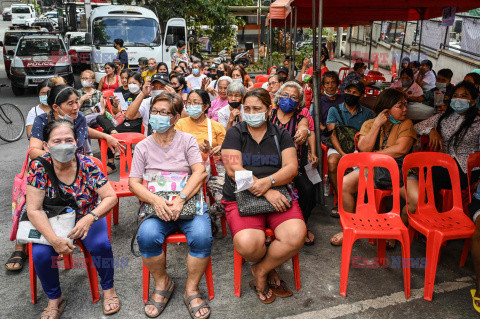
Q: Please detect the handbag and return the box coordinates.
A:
[142,191,198,221]
[323,105,358,154]
[373,128,405,189]
[16,156,78,245]
[234,134,292,217]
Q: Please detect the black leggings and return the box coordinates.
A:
[96,115,143,159]
[294,171,317,224]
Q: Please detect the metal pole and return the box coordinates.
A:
[418,19,423,61]
[368,23,373,69]
[393,21,398,44]
[284,19,287,53]
[313,0,324,204]
[399,21,407,71]
[289,8,293,78]
[349,26,352,68]
[291,8,298,80]
[443,25,449,49]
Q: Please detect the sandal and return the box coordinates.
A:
[386,239,396,250]
[265,236,273,247]
[269,280,293,298]
[103,295,120,315]
[330,232,343,246]
[249,280,276,304]
[305,230,315,246]
[145,280,175,318]
[184,294,211,319]
[41,299,66,319]
[471,289,480,313]
[5,250,27,271]
[330,206,340,218]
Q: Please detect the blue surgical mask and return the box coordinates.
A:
[149,114,173,133]
[186,105,204,119]
[278,97,298,114]
[243,111,267,128]
[192,68,200,75]
[450,98,471,114]
[389,114,401,124]
[39,95,48,105]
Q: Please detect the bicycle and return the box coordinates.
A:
[0,84,25,142]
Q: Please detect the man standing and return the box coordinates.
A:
[186,62,207,90]
[114,38,128,69]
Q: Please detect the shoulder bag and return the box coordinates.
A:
[323,105,359,154]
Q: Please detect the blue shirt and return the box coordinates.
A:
[30,111,88,153]
[326,103,375,131]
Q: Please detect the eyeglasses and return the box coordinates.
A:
[393,101,408,109]
[280,93,299,102]
[269,81,279,86]
[150,110,173,116]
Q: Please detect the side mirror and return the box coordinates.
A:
[165,34,174,46]
[7,50,14,56]
[85,33,92,45]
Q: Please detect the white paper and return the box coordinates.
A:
[304,163,322,185]
[113,92,128,110]
[234,170,254,193]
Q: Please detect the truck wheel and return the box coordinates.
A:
[12,86,25,96]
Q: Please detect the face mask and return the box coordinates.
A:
[180,50,186,54]
[208,73,217,80]
[229,101,241,109]
[149,114,172,133]
[49,143,76,163]
[39,95,48,105]
[278,76,286,83]
[128,84,140,94]
[278,97,298,114]
[172,85,181,92]
[81,80,93,88]
[436,82,447,90]
[216,70,225,78]
[401,80,412,88]
[243,111,267,128]
[186,105,204,119]
[324,91,336,98]
[57,107,74,121]
[450,98,471,114]
[389,114,401,125]
[151,90,163,99]
[344,93,360,106]
[233,78,242,83]
[192,69,200,75]
[148,66,155,71]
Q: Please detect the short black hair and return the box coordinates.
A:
[353,62,365,71]
[421,59,433,70]
[188,89,211,112]
[43,119,77,142]
[411,61,421,69]
[37,79,54,94]
[129,72,144,84]
[400,68,414,79]
[176,40,186,48]
[465,72,480,85]
[113,38,124,47]
[437,68,453,80]
[47,85,78,107]
[322,71,340,85]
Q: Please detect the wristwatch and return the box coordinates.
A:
[88,212,99,221]
[269,176,275,185]
[180,192,187,200]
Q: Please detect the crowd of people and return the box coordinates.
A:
[5,39,480,318]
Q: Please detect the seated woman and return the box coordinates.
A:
[221,88,306,303]
[231,65,253,90]
[390,68,423,98]
[205,62,231,101]
[271,81,317,245]
[207,76,232,121]
[157,62,169,74]
[217,81,246,129]
[175,89,226,235]
[129,93,212,319]
[170,74,191,103]
[265,74,284,100]
[98,63,120,92]
[115,69,134,105]
[26,80,55,138]
[330,88,418,246]
[27,120,119,318]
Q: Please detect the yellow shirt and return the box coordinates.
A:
[175,117,226,159]
[141,69,157,83]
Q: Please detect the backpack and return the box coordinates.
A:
[323,105,359,154]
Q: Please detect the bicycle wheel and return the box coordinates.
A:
[0,103,25,142]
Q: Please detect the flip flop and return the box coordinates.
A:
[304,230,315,246]
[329,206,340,218]
[471,289,480,313]
[5,250,27,271]
[145,280,175,318]
[249,280,276,304]
[184,293,211,319]
[269,280,293,298]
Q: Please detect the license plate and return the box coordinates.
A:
[19,16,24,19]
[31,78,47,83]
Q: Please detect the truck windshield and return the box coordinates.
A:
[16,38,66,56]
[93,17,161,46]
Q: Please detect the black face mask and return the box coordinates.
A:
[216,70,225,78]
[229,101,241,109]
[344,93,361,106]
[208,73,217,80]
[172,85,181,92]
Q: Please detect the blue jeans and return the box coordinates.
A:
[32,218,114,300]
[137,214,213,258]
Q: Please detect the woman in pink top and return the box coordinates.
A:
[390,68,423,98]
[207,76,232,121]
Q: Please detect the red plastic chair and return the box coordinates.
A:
[337,152,410,299]
[233,228,300,297]
[402,152,474,301]
[467,152,480,203]
[255,74,269,83]
[28,241,100,304]
[102,90,115,114]
[338,67,351,82]
[100,132,146,225]
[252,82,265,89]
[268,66,277,75]
[142,233,214,303]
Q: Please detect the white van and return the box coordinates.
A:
[86,5,187,82]
[11,4,36,26]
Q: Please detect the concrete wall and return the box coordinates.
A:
[345,36,480,84]
[1,0,18,11]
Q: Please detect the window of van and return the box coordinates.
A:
[17,38,66,56]
[5,34,21,46]
[12,7,30,14]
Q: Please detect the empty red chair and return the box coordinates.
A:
[100,132,146,225]
[255,74,269,83]
[402,152,474,301]
[337,152,410,299]
[234,228,300,297]
[28,241,100,304]
[142,233,214,303]
[252,82,265,89]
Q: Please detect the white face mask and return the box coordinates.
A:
[57,107,74,121]
[81,80,93,88]
[233,78,243,83]
[128,83,140,94]
[324,91,337,97]
[151,90,164,99]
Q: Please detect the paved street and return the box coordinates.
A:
[0,19,477,319]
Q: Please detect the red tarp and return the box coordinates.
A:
[268,0,480,27]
